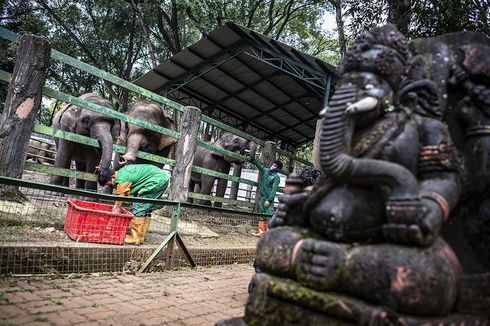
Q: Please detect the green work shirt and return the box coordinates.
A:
[252,159,280,202]
[115,164,170,196]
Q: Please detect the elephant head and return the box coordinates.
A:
[319,24,418,202]
[55,93,119,172]
[215,132,257,164]
[118,100,177,166]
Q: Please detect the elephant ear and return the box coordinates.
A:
[54,102,80,132]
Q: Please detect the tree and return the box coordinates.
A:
[344,0,490,39]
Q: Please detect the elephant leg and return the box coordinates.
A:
[75,161,87,189]
[214,177,228,208]
[50,141,72,187]
[187,180,196,203]
[197,176,214,206]
[84,160,98,191]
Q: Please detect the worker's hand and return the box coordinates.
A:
[264,201,270,207]
[112,206,119,214]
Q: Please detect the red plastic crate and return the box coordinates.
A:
[64,199,133,245]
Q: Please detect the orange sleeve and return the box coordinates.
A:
[115,182,132,196]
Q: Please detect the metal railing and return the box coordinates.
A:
[0,27,310,210]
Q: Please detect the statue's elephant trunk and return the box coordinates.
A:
[319,83,418,200]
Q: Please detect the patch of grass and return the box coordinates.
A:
[34,316,48,322]
[0,292,9,303]
[50,299,62,306]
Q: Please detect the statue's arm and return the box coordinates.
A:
[383,117,461,247]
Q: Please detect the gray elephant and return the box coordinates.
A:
[50,93,120,190]
[27,139,55,165]
[190,132,257,207]
[115,100,177,168]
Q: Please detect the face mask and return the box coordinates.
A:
[270,166,278,172]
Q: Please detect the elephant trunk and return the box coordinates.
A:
[120,132,145,165]
[319,84,418,200]
[246,141,257,161]
[91,123,114,170]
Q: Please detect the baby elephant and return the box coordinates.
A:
[190,132,257,207]
[115,100,177,168]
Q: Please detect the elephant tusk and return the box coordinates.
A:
[345,97,378,115]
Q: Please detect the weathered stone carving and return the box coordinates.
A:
[219,24,490,325]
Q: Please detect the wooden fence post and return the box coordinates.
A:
[0,34,51,197]
[254,141,276,212]
[229,164,242,200]
[169,106,201,202]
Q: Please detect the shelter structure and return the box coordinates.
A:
[134,22,336,152]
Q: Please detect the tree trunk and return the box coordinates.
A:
[169,106,201,202]
[332,0,347,58]
[254,141,276,212]
[312,118,322,168]
[0,34,51,199]
[387,0,411,35]
[229,164,242,200]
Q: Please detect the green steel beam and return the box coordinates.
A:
[0,175,179,205]
[33,124,258,186]
[138,231,177,273]
[188,192,255,208]
[24,162,97,182]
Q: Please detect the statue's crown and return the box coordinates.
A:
[340,24,408,89]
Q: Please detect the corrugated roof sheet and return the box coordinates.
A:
[134,22,336,148]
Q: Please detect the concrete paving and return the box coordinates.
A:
[0,264,253,325]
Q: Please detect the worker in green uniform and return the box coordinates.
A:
[97,164,170,245]
[250,158,283,237]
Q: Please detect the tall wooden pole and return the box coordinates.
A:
[254,141,276,212]
[169,106,201,202]
[0,34,51,198]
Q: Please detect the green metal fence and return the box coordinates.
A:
[0,27,310,210]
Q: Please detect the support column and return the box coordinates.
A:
[288,156,295,174]
[254,141,276,212]
[0,34,51,198]
[169,106,201,202]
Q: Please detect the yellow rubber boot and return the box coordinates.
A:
[124,217,145,245]
[140,217,151,243]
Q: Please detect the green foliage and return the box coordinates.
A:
[344,0,489,39]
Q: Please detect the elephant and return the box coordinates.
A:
[190,132,257,207]
[50,93,120,190]
[115,100,177,168]
[26,139,55,165]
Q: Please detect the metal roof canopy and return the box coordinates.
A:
[134,22,336,150]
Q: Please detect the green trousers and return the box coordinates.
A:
[258,197,274,220]
[131,181,168,216]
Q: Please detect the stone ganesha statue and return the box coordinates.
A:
[220,25,490,325]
